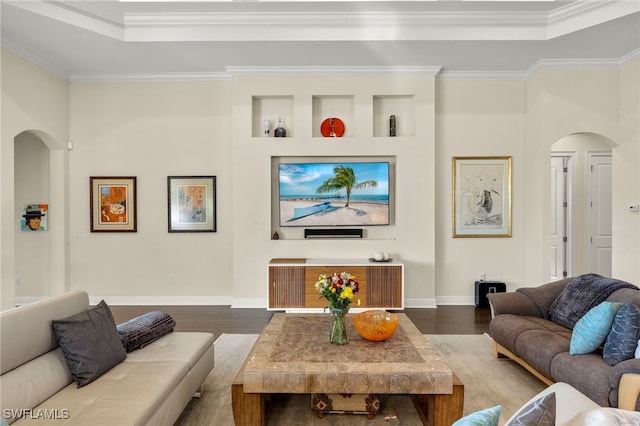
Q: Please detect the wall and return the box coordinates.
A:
[230,73,438,307]
[1,48,69,310]
[2,48,639,308]
[525,67,635,289]
[67,81,234,303]
[613,60,640,282]
[435,80,526,301]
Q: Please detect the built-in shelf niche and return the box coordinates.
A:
[252,95,294,138]
[373,95,415,138]
[312,95,355,138]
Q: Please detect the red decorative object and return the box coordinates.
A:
[320,117,345,137]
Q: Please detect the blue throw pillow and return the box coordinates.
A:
[452,406,501,426]
[603,304,640,365]
[570,301,623,355]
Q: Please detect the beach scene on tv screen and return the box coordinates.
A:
[279,162,390,227]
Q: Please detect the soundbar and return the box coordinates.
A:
[304,228,363,239]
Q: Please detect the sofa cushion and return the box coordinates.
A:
[0,290,89,376]
[550,352,612,407]
[21,360,189,426]
[0,348,72,424]
[570,302,623,355]
[560,408,640,425]
[52,300,127,387]
[490,315,571,357]
[117,311,176,352]
[514,328,572,380]
[505,391,555,426]
[604,304,640,366]
[124,332,214,369]
[548,274,636,329]
[451,405,501,426]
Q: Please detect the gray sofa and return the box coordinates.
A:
[0,290,215,425]
[488,276,640,411]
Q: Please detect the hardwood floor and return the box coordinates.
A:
[109,305,491,337]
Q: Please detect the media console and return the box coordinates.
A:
[268,258,404,311]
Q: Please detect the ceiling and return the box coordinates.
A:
[1,1,639,80]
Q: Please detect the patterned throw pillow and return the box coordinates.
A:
[452,405,501,426]
[604,304,640,366]
[570,301,623,355]
[505,392,555,426]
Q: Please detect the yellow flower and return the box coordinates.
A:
[331,288,336,293]
[340,287,353,300]
[357,299,361,306]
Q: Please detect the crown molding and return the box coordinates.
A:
[69,71,231,82]
[225,65,443,77]
[436,49,640,81]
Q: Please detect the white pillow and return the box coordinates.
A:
[560,408,640,426]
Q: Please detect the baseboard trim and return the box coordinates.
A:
[435,296,477,306]
[404,298,437,308]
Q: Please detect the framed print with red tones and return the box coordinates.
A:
[90,176,137,232]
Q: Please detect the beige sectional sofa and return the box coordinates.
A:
[0,290,215,425]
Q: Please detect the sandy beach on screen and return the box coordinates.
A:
[279,199,389,226]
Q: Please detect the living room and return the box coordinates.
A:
[2,1,640,425]
[2,1,638,312]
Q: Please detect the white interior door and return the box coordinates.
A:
[588,153,612,276]
[550,156,569,281]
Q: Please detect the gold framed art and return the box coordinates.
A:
[452,156,511,238]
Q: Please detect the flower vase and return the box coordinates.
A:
[329,306,349,345]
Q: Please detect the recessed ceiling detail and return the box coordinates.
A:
[1,1,638,80]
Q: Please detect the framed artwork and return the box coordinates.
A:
[21,204,48,231]
[167,176,216,233]
[90,177,137,232]
[453,156,511,238]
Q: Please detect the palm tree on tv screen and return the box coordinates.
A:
[316,166,377,207]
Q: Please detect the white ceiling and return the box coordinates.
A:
[1,0,639,80]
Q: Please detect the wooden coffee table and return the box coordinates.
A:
[232,313,464,426]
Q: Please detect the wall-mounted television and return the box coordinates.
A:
[278,161,390,227]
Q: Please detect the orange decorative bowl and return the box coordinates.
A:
[352,310,399,341]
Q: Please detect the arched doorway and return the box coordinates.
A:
[14,130,68,300]
[550,133,615,280]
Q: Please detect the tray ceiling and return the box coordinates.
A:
[1,1,638,80]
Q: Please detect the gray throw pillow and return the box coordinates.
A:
[604,303,640,366]
[505,392,555,426]
[52,300,126,387]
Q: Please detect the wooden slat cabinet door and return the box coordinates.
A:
[366,265,402,308]
[269,266,305,309]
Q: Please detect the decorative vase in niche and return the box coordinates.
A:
[329,306,349,345]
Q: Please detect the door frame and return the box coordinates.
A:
[551,152,576,280]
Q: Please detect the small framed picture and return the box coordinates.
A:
[453,156,512,238]
[90,176,137,232]
[21,204,48,231]
[168,176,216,233]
